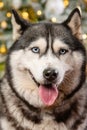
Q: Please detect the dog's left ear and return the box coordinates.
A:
[64,7,82,41]
[11,9,29,41]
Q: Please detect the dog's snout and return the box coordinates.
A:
[43,68,58,82]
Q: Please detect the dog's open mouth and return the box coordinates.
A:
[39,84,58,106]
[28,70,58,106]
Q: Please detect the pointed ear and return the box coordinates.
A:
[11,9,29,41]
[64,8,82,41]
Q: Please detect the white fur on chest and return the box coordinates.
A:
[1,118,15,130]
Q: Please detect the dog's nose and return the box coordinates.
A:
[43,68,58,82]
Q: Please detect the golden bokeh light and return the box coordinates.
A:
[37,10,42,16]
[51,17,57,23]
[63,0,69,7]
[1,21,7,29]
[0,43,7,54]
[6,12,12,18]
[0,1,4,9]
[22,11,29,20]
[83,34,87,40]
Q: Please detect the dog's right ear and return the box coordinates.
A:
[64,7,82,41]
[11,9,29,41]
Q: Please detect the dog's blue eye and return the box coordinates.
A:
[59,49,68,55]
[31,47,40,53]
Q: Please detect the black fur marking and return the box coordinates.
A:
[54,100,80,123]
[21,108,41,124]
[54,103,77,122]
[44,24,52,55]
[65,57,86,99]
[71,101,87,130]
[71,114,86,130]
[54,107,71,123]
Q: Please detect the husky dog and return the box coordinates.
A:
[0,8,87,130]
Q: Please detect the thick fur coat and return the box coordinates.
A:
[0,8,87,130]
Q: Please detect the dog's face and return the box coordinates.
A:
[7,8,86,108]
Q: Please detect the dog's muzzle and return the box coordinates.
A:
[28,68,59,106]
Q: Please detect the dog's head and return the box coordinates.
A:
[6,8,86,108]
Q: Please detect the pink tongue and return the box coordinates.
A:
[39,85,58,106]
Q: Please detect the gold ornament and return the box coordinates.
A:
[28,6,37,22]
[0,43,7,54]
[63,0,69,8]
[19,6,38,22]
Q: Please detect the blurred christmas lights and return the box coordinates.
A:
[37,10,42,16]
[63,0,69,7]
[83,34,87,40]
[1,21,7,29]
[22,11,29,20]
[0,43,7,54]
[51,17,57,22]
[0,1,4,9]
[6,12,12,18]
